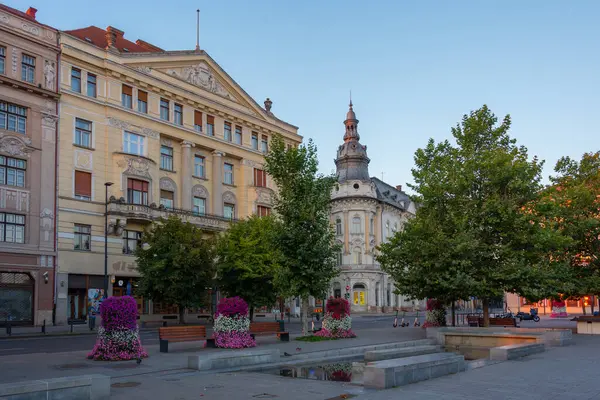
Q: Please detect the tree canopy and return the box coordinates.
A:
[135,216,216,323]
[264,135,340,334]
[215,215,282,319]
[378,105,561,325]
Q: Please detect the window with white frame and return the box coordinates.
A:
[75,118,92,148]
[0,101,27,134]
[234,125,242,145]
[193,197,206,215]
[335,218,342,235]
[261,135,268,153]
[224,203,235,220]
[174,103,183,125]
[251,132,258,150]
[0,46,5,74]
[160,190,174,209]
[122,230,142,254]
[224,163,233,185]
[71,67,81,92]
[353,247,362,264]
[160,98,169,121]
[0,156,26,187]
[21,54,35,83]
[74,224,91,251]
[160,145,173,171]
[351,216,361,234]
[123,131,144,156]
[0,212,25,243]
[86,73,96,97]
[224,122,232,142]
[194,155,205,177]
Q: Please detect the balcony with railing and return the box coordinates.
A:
[107,197,236,232]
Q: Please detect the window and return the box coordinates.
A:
[193,197,206,215]
[75,118,92,148]
[160,190,174,209]
[123,131,144,156]
[354,247,362,264]
[337,251,343,266]
[0,46,6,74]
[224,203,235,220]
[160,145,173,171]
[86,73,96,97]
[160,98,169,121]
[1,102,27,134]
[127,179,148,205]
[257,205,271,217]
[122,85,133,109]
[335,218,342,235]
[74,224,91,251]
[370,217,374,235]
[385,221,390,238]
[0,213,25,243]
[194,111,202,132]
[206,115,215,136]
[74,171,92,201]
[122,230,141,254]
[234,125,242,145]
[254,168,266,187]
[173,104,183,125]
[69,67,81,92]
[251,132,258,150]
[224,122,232,141]
[261,135,268,153]
[0,156,26,187]
[352,216,361,234]
[224,163,233,185]
[21,54,35,83]
[137,90,148,113]
[194,155,205,177]
[393,222,398,233]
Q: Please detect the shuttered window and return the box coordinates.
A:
[254,168,266,187]
[194,111,202,132]
[74,171,92,200]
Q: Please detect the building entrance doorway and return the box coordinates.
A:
[0,272,34,326]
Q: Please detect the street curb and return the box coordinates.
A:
[0,327,159,340]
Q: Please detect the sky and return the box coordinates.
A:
[6,0,600,191]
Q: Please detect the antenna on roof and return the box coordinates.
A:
[195,9,200,51]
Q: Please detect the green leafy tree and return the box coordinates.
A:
[378,105,562,325]
[215,215,282,320]
[533,151,600,312]
[264,136,340,335]
[136,216,216,324]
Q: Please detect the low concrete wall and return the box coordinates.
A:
[489,343,545,361]
[0,374,110,400]
[188,349,280,371]
[364,345,440,362]
[427,327,572,348]
[363,353,465,389]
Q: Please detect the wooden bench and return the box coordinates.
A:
[467,315,480,327]
[249,322,289,342]
[159,326,215,353]
[489,317,518,327]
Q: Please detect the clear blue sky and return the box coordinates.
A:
[9,0,599,190]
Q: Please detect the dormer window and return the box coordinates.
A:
[123,48,130,52]
[84,37,93,43]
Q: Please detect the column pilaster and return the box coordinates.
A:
[212,151,225,216]
[181,141,195,210]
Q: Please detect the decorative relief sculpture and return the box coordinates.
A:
[118,157,151,179]
[192,184,208,198]
[133,66,152,74]
[21,23,40,35]
[159,177,176,191]
[223,191,236,203]
[11,48,17,76]
[166,62,235,101]
[141,127,159,139]
[74,150,93,170]
[0,136,33,158]
[40,208,54,242]
[43,60,55,90]
[256,188,273,205]
[0,13,9,23]
[160,138,173,147]
[41,113,58,128]
[107,117,159,139]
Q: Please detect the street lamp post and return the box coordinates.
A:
[103,182,114,299]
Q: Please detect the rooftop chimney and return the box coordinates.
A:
[105,26,124,50]
[25,7,37,19]
[135,39,164,52]
[396,185,402,191]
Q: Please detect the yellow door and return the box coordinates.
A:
[353,291,359,305]
[359,291,365,305]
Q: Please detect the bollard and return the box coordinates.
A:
[69,321,73,333]
[88,316,95,331]
[5,320,11,336]
[41,319,46,334]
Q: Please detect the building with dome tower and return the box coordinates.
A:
[328,101,422,313]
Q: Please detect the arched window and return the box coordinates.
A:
[369,217,374,235]
[353,247,362,264]
[352,216,361,234]
[337,251,343,266]
[335,218,342,235]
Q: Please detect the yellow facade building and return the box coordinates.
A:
[55,25,301,324]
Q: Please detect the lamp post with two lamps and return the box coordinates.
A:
[103,182,114,299]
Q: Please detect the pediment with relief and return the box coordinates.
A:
[164,61,236,102]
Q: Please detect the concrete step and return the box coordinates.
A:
[364,345,441,362]
[363,352,465,389]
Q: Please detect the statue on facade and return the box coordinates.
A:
[44,60,55,90]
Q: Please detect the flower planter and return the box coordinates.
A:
[315,297,356,339]
[213,297,256,349]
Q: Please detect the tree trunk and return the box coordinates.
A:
[451,301,456,327]
[178,306,186,325]
[301,296,310,336]
[590,296,595,315]
[582,300,587,315]
[249,305,254,322]
[482,298,490,327]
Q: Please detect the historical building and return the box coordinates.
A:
[0,5,59,326]
[328,102,422,313]
[55,25,301,324]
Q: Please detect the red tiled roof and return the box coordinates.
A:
[64,26,163,53]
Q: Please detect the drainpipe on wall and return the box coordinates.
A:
[52,39,61,326]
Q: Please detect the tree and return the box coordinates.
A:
[533,151,600,312]
[378,105,559,326]
[215,215,282,320]
[264,135,340,335]
[135,216,216,324]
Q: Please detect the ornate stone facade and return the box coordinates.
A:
[328,103,420,313]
